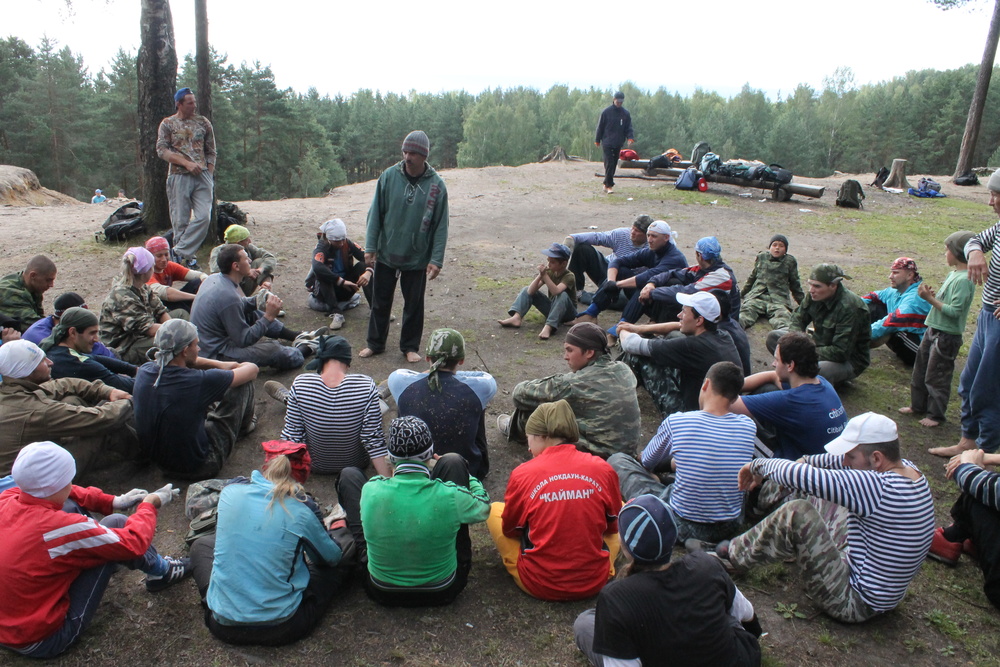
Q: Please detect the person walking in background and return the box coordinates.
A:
[595,91,634,194]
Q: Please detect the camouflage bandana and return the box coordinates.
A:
[40,307,98,352]
[151,319,198,387]
[810,263,851,284]
[425,328,465,392]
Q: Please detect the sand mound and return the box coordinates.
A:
[0,165,80,206]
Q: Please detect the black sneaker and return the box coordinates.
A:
[146,556,191,592]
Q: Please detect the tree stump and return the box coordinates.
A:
[883,158,912,190]
[539,146,584,163]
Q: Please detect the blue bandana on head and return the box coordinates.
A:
[695,236,722,261]
[174,87,192,105]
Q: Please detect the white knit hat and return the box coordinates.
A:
[12,442,76,498]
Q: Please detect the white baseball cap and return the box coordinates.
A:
[824,412,898,456]
[676,291,721,324]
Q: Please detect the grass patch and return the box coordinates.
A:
[742,562,787,588]
[925,608,967,640]
[474,276,520,292]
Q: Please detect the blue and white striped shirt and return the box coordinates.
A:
[755,454,935,612]
[966,220,1000,307]
[954,462,1000,510]
[570,228,646,264]
[642,411,756,523]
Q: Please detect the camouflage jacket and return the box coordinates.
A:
[741,252,804,305]
[156,113,217,176]
[0,376,129,474]
[209,243,277,275]
[512,354,641,458]
[0,272,44,331]
[99,282,168,354]
[790,285,871,375]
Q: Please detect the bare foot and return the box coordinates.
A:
[405,351,422,363]
[929,437,977,458]
[898,407,914,415]
[358,348,377,358]
[919,417,941,428]
[498,314,522,328]
[538,325,554,340]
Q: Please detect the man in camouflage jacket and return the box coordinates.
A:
[767,264,870,385]
[502,322,641,459]
[0,256,57,332]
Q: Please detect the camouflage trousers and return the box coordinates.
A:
[622,352,683,417]
[730,497,878,623]
[911,327,962,422]
[739,294,793,331]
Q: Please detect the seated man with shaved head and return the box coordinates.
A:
[0,255,57,332]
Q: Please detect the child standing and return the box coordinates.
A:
[739,234,804,330]
[901,231,977,427]
[498,243,577,340]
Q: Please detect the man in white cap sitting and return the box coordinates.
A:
[305,219,372,330]
[712,412,935,623]
[619,291,742,417]
[0,339,135,476]
[0,442,186,659]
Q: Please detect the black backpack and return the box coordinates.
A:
[761,164,793,185]
[215,201,248,243]
[955,171,980,186]
[871,167,889,188]
[836,180,865,209]
[96,201,145,243]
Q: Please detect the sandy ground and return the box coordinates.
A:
[2,161,998,666]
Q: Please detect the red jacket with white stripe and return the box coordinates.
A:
[0,486,158,647]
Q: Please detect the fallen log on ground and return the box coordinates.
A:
[602,165,824,201]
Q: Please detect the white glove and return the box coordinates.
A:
[112,488,148,510]
[151,484,180,507]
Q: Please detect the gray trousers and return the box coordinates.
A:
[218,317,304,371]
[508,288,576,329]
[911,327,962,422]
[167,171,214,260]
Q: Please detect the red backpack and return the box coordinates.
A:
[619,149,639,161]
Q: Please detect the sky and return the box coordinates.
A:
[7,0,999,101]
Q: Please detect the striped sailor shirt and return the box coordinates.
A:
[753,454,935,612]
[281,373,387,474]
[954,462,1000,511]
[642,410,756,523]
[966,220,1000,307]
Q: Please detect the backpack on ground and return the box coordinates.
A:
[871,167,889,189]
[955,171,980,186]
[618,148,639,161]
[96,201,144,243]
[690,141,712,167]
[919,177,942,194]
[761,164,793,185]
[675,167,700,190]
[836,179,865,209]
[700,152,722,175]
[216,201,249,243]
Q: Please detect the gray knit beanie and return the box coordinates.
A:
[402,131,430,157]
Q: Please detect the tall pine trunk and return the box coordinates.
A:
[138,0,177,232]
[954,0,1000,179]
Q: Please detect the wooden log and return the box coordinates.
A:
[883,158,912,190]
[597,168,825,199]
[619,159,694,170]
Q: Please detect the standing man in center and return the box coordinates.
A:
[361,131,449,363]
[156,87,216,269]
[595,91,634,195]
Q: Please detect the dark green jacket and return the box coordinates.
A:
[790,284,870,376]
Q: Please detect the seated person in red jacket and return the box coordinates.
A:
[0,442,187,659]
[487,399,621,600]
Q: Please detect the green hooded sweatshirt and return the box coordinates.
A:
[365,161,449,271]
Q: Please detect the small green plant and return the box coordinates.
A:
[925,609,967,640]
[903,637,927,654]
[939,644,957,657]
[775,602,807,620]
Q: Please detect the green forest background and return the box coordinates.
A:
[3,35,1000,203]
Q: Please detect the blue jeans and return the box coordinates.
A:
[960,307,1000,451]
[5,509,160,659]
[509,288,576,329]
